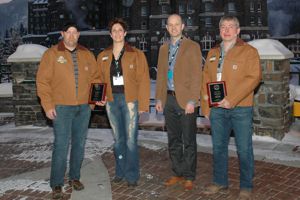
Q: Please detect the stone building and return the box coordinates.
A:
[28,0,49,35]
[272,34,300,58]
[25,0,269,67]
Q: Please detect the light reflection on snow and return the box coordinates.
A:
[0,179,51,195]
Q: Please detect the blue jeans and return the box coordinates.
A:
[50,104,91,188]
[210,106,254,190]
[106,94,139,183]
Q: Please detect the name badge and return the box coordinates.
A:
[168,70,173,79]
[113,75,124,86]
[217,73,222,81]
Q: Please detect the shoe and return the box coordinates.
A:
[52,186,63,199]
[237,189,252,200]
[68,180,84,191]
[164,176,185,186]
[203,184,227,195]
[183,180,193,191]
[112,176,123,183]
[127,181,138,187]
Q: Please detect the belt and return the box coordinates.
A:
[167,90,176,96]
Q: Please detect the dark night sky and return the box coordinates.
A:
[0,0,300,38]
[268,0,300,36]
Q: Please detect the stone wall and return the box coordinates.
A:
[253,59,291,140]
[11,62,48,126]
[0,97,14,113]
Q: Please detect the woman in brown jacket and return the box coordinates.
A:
[96,18,150,187]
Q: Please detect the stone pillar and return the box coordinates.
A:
[249,39,294,140]
[7,44,48,126]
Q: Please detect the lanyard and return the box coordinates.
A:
[168,38,182,66]
[217,50,223,71]
[113,47,125,72]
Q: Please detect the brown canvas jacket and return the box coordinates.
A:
[155,37,202,109]
[97,44,150,112]
[200,38,262,116]
[36,41,99,112]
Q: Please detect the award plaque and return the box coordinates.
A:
[88,83,107,104]
[206,81,227,107]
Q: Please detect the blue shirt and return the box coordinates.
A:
[167,39,181,91]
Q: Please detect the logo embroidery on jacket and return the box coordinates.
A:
[57,56,67,64]
[102,56,108,61]
[209,56,216,62]
[129,64,134,69]
[232,64,238,70]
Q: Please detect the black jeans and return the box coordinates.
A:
[164,94,197,180]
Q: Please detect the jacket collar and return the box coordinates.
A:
[57,41,85,51]
[106,43,135,52]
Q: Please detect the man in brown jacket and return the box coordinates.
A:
[201,16,261,200]
[36,22,99,199]
[155,14,202,191]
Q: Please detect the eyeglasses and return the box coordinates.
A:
[220,25,237,30]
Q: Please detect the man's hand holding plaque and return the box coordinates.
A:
[206,81,227,107]
[89,83,107,104]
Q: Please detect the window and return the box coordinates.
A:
[205,2,213,12]
[250,2,254,12]
[162,5,168,14]
[194,36,200,41]
[250,16,255,26]
[186,17,193,27]
[141,6,147,16]
[141,0,147,2]
[139,36,147,52]
[161,18,167,28]
[159,35,169,46]
[187,2,194,14]
[141,21,147,30]
[179,4,185,14]
[151,36,158,42]
[258,17,262,26]
[205,17,212,27]
[159,0,170,4]
[228,2,236,13]
[59,14,64,19]
[257,2,261,12]
[123,8,130,17]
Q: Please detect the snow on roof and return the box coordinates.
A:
[33,0,48,4]
[0,83,12,97]
[248,39,294,60]
[7,44,48,63]
[271,33,300,40]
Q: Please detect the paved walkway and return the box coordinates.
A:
[0,122,300,200]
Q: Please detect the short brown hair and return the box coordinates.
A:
[219,15,240,28]
[108,18,128,33]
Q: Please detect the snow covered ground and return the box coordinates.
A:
[1,122,300,196]
[1,74,300,196]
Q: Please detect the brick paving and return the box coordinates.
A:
[102,148,300,200]
[0,142,300,199]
